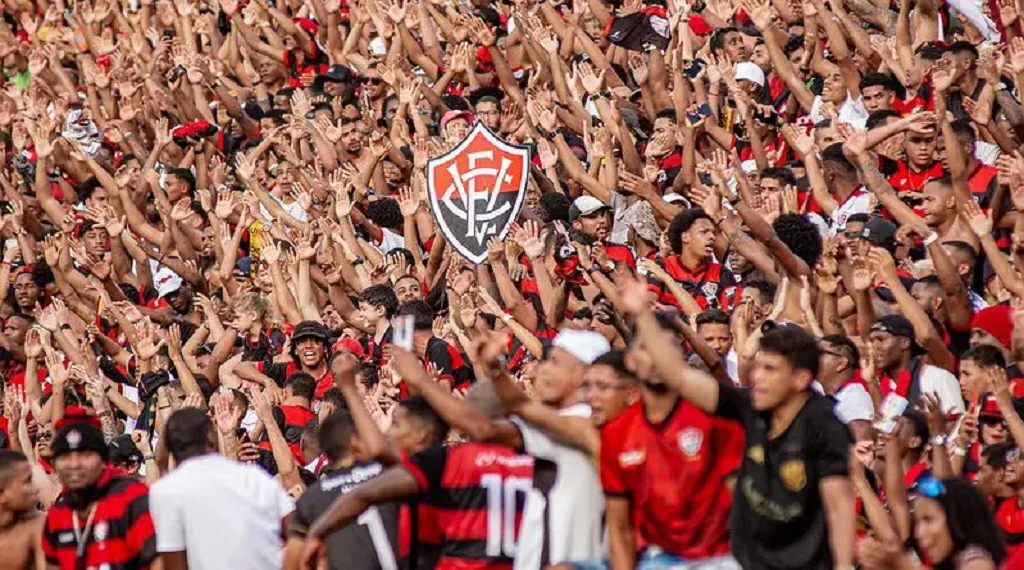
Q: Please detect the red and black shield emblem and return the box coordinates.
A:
[425,122,530,264]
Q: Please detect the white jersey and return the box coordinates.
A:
[510,403,604,570]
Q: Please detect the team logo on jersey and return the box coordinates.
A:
[700,282,718,299]
[93,521,108,542]
[678,428,703,457]
[618,450,645,467]
[779,459,807,492]
[747,444,765,464]
[426,121,530,264]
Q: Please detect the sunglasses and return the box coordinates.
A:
[981,416,1007,427]
[913,476,946,498]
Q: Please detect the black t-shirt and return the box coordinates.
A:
[715,386,851,570]
[289,461,401,570]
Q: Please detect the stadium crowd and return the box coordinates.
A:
[1,0,1024,567]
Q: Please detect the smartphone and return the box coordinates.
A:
[874,393,910,434]
[393,315,415,351]
[685,58,706,79]
[686,103,713,125]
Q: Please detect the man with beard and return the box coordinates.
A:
[338,117,370,165]
[0,450,45,570]
[42,418,156,570]
[235,320,334,398]
[570,196,636,271]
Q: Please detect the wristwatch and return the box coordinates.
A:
[929,434,947,447]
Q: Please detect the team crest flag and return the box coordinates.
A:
[425,121,530,264]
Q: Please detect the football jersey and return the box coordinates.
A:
[511,403,604,570]
[290,461,401,570]
[600,400,744,559]
[403,443,535,570]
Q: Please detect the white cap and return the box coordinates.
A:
[552,329,611,365]
[570,195,610,220]
[734,61,766,87]
[662,192,691,206]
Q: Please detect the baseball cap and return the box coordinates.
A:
[569,196,610,221]
[662,193,692,207]
[552,329,611,365]
[870,315,924,355]
[439,110,475,132]
[859,217,898,250]
[109,434,144,466]
[292,320,330,342]
[734,61,765,87]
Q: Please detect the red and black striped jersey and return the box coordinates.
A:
[43,466,156,570]
[402,443,535,570]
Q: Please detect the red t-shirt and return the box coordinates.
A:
[998,496,1024,558]
[600,400,745,559]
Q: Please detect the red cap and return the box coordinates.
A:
[971,305,1014,350]
[333,337,366,360]
[439,110,475,132]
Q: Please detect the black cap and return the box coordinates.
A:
[109,434,144,466]
[293,320,330,342]
[859,217,898,250]
[313,64,358,89]
[53,423,109,461]
[870,314,915,340]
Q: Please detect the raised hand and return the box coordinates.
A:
[962,198,993,237]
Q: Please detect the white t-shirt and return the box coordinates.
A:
[829,189,873,234]
[150,454,295,570]
[510,403,604,570]
[834,383,875,423]
[810,95,869,131]
[373,228,406,254]
[879,364,966,416]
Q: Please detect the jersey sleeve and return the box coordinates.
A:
[599,424,628,496]
[809,407,852,479]
[403,445,449,496]
[41,515,57,564]
[711,418,745,478]
[425,341,457,385]
[714,384,754,425]
[123,482,158,564]
[257,361,290,387]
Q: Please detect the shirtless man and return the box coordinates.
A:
[0,451,44,570]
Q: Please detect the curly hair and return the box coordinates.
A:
[667,208,711,255]
[364,198,403,232]
[925,477,1006,566]
[772,214,822,269]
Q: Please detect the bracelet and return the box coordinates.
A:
[922,231,940,247]
[500,313,513,323]
[953,447,967,457]
[159,405,171,410]
[143,453,156,461]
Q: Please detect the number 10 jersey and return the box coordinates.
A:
[402,442,535,570]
